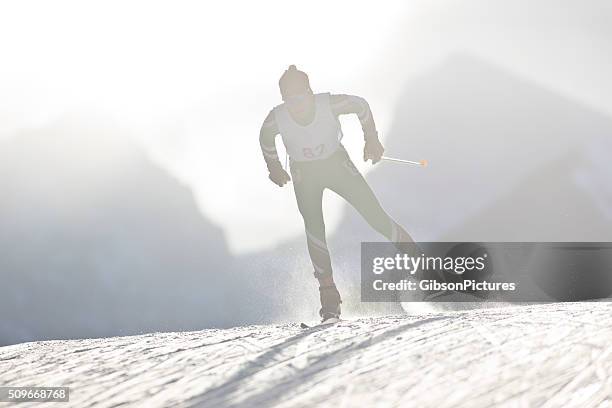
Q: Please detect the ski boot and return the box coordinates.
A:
[319,284,342,323]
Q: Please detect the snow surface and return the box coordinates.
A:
[1,302,612,407]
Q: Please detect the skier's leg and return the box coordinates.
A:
[328,152,415,246]
[327,152,442,302]
[295,186,333,282]
[292,165,342,319]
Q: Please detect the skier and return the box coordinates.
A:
[259,65,416,322]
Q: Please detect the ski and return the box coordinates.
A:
[300,317,341,329]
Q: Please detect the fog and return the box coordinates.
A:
[1,1,611,345]
[2,1,611,252]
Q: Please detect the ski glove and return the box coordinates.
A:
[268,161,291,187]
[363,138,384,164]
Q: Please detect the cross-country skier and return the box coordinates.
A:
[259,65,416,322]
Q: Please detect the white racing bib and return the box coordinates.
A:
[273,93,342,162]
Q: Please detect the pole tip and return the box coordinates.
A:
[420,160,428,167]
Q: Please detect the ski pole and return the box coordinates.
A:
[381,156,428,167]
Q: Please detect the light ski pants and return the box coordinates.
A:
[290,145,412,279]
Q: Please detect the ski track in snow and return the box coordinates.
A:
[2,302,612,408]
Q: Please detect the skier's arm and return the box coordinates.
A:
[259,111,281,167]
[259,111,291,186]
[330,94,379,142]
[330,94,384,163]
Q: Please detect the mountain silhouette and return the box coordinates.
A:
[335,54,612,244]
[0,118,239,346]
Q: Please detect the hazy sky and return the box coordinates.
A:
[1,0,611,253]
